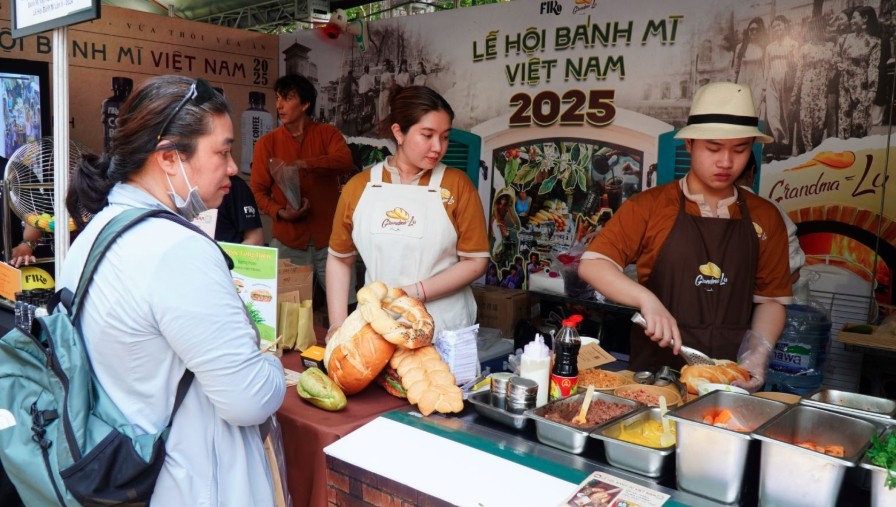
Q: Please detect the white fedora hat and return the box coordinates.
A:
[675,82,773,143]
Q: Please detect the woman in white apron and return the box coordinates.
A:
[327,86,490,336]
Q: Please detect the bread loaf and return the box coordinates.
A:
[325,309,396,395]
[680,360,751,395]
[357,282,434,349]
[385,346,464,416]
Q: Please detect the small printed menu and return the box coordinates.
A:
[559,472,670,507]
[217,242,278,347]
[0,263,22,301]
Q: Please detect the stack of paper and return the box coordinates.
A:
[434,324,480,386]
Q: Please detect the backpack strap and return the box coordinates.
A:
[63,208,232,424]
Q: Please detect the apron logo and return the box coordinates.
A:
[385,207,409,220]
[440,187,455,205]
[382,207,415,229]
[752,222,767,241]
[695,261,727,290]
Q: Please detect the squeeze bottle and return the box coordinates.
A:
[519,334,551,407]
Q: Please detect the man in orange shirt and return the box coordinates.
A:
[579,82,793,392]
[250,74,356,304]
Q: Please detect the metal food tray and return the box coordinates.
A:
[859,429,896,507]
[590,407,674,478]
[525,391,642,454]
[800,388,896,424]
[466,390,529,430]
[752,404,881,507]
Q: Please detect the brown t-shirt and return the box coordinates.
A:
[583,178,792,302]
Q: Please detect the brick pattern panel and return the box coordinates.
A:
[327,455,455,507]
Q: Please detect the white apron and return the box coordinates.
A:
[352,162,476,334]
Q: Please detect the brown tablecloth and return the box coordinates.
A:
[277,343,407,507]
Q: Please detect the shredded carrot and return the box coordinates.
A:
[714,409,733,425]
[825,445,845,457]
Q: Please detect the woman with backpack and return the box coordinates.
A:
[61,75,286,506]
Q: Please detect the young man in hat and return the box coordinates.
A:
[578,82,793,392]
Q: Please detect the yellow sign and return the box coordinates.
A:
[0,263,23,301]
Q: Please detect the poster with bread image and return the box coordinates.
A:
[218,242,279,348]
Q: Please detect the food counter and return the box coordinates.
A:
[323,395,880,506]
[277,349,406,507]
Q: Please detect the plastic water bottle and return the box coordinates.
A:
[549,318,581,401]
[520,334,551,407]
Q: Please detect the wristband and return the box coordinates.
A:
[419,281,427,302]
[20,239,36,250]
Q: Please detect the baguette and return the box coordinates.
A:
[324,309,396,395]
[382,345,464,416]
[358,283,434,349]
[680,361,751,395]
[297,367,347,411]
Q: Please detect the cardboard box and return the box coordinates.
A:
[300,345,326,371]
[837,323,896,352]
[278,260,313,303]
[472,285,534,338]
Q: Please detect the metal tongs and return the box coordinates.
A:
[631,312,716,366]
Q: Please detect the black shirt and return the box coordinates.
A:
[214,175,262,244]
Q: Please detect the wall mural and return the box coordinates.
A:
[286,0,895,314]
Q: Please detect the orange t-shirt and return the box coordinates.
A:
[583,179,792,302]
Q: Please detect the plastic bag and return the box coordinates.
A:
[269,158,302,209]
[551,229,600,299]
[263,415,293,507]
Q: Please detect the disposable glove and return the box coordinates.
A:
[731,330,774,393]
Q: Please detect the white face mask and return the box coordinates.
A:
[165,153,208,222]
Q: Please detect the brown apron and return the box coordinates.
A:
[629,188,758,372]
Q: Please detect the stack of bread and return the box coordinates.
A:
[324,281,464,416]
[679,360,751,395]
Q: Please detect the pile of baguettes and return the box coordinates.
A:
[323,281,464,416]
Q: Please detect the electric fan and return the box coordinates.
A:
[3,137,93,235]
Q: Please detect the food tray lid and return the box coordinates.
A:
[466,390,529,430]
[800,388,896,423]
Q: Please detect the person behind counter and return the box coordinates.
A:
[62,75,286,505]
[249,74,357,306]
[215,175,263,245]
[578,82,793,392]
[326,85,490,336]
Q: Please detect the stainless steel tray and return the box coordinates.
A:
[859,429,896,507]
[466,390,529,430]
[800,388,896,423]
[591,407,674,478]
[525,391,642,454]
[752,404,881,507]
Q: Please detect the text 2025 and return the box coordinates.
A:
[508,89,615,128]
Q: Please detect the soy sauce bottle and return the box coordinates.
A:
[549,317,581,401]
